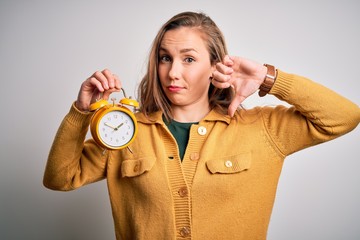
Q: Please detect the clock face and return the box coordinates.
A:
[97,110,136,148]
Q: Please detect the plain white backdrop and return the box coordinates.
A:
[0,0,359,239]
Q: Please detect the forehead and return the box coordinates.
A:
[160,27,208,52]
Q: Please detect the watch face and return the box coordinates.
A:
[98,110,136,148]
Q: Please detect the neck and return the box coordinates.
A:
[171,104,211,123]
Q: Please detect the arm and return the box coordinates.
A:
[262,70,359,155]
[43,69,122,190]
[212,55,360,155]
[43,104,107,190]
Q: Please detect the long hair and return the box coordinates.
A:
[138,11,234,120]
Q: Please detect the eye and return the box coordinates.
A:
[184,57,195,63]
[159,55,171,63]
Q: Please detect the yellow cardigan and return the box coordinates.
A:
[44,70,360,240]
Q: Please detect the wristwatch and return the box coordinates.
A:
[258,64,277,97]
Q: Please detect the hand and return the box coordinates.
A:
[211,55,267,117]
[104,122,124,131]
[115,123,124,130]
[75,69,122,112]
[104,122,117,130]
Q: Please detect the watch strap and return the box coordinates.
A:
[258,64,277,97]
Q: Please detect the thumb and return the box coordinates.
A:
[102,90,111,100]
[228,95,245,117]
[102,89,115,100]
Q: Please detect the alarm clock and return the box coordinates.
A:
[89,89,139,150]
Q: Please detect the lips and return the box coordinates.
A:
[167,85,183,92]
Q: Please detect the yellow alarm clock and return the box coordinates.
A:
[89,89,139,150]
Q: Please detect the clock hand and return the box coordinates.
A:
[104,122,116,130]
[115,123,124,130]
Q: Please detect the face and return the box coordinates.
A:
[97,110,136,149]
[158,27,215,110]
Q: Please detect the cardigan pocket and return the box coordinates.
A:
[206,152,251,174]
[121,157,156,177]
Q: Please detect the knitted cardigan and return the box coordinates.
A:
[43,70,360,239]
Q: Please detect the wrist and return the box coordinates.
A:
[75,100,89,113]
[258,64,277,97]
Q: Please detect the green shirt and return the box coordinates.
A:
[164,117,198,160]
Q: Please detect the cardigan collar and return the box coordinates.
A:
[136,109,231,125]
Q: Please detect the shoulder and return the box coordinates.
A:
[135,111,163,125]
[232,105,296,124]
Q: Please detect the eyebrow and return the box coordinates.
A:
[159,47,198,54]
[180,48,198,53]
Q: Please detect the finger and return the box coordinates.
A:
[92,70,109,90]
[112,74,122,90]
[223,55,234,66]
[102,88,121,100]
[102,90,111,100]
[212,70,231,83]
[228,95,245,117]
[102,69,115,88]
[215,62,234,75]
[211,76,231,89]
[90,88,101,103]
[88,76,106,93]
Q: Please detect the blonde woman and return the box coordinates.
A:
[44,11,360,239]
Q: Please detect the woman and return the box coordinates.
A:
[43,11,360,239]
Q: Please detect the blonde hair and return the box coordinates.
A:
[138,11,234,120]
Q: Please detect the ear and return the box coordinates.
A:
[210,64,216,79]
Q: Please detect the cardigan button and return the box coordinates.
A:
[225,160,233,168]
[179,226,191,237]
[178,187,188,198]
[190,152,199,161]
[133,164,140,172]
[197,126,207,135]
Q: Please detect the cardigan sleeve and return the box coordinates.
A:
[43,103,108,191]
[261,70,360,156]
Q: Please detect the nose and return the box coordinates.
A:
[168,61,181,80]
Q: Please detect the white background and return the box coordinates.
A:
[0,0,359,239]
